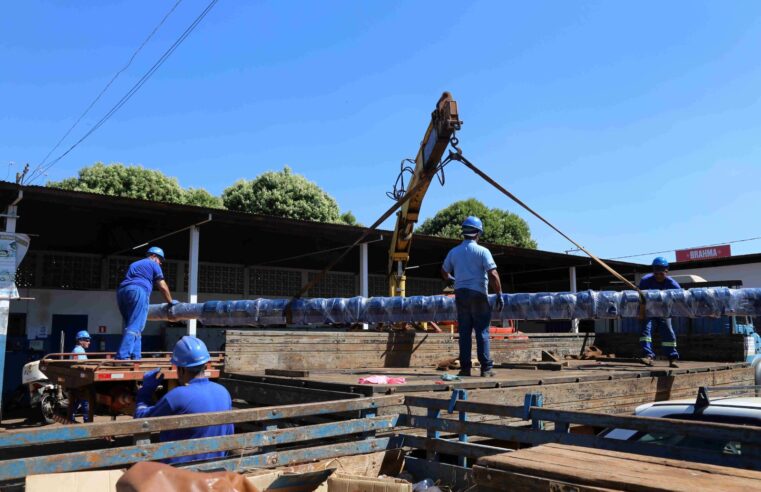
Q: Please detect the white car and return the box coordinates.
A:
[601,389,761,455]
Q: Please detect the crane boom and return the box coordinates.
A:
[387,92,461,296]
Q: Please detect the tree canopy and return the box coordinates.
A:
[417,198,537,248]
[47,162,223,208]
[222,166,343,223]
[49,162,362,224]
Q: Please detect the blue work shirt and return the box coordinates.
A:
[118,258,164,297]
[638,273,681,291]
[71,345,87,361]
[442,239,498,295]
[134,378,234,464]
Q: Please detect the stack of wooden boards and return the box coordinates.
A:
[224,331,587,371]
[474,444,761,491]
[595,333,750,361]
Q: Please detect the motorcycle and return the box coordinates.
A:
[21,360,65,424]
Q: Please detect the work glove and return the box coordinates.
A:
[141,368,164,393]
[494,294,505,312]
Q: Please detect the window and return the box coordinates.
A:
[198,264,244,294]
[307,271,356,298]
[369,275,388,297]
[40,254,101,290]
[406,277,444,296]
[249,268,302,297]
[15,252,36,288]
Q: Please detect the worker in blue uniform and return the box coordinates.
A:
[116,246,177,360]
[71,330,91,361]
[135,336,233,464]
[639,257,681,367]
[69,330,91,422]
[441,216,504,378]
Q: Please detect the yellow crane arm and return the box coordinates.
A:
[387,92,461,296]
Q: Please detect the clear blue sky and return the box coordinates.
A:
[3,1,761,262]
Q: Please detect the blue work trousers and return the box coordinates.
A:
[640,317,679,359]
[70,399,89,423]
[455,288,494,372]
[116,285,149,360]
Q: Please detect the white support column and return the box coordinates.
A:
[359,243,369,330]
[0,204,18,419]
[569,266,579,334]
[187,226,200,336]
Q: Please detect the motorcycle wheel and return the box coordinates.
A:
[38,392,60,425]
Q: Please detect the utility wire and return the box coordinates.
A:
[30,0,184,181]
[611,235,761,260]
[26,0,219,185]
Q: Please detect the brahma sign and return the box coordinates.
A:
[675,245,731,262]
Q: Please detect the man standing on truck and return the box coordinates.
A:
[441,216,504,378]
[639,257,681,368]
[115,246,177,360]
[69,330,91,422]
[71,330,90,361]
[135,336,233,464]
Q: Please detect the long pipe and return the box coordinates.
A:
[147,287,761,326]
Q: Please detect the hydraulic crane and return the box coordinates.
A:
[387,92,461,297]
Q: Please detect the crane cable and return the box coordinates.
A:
[446,147,647,318]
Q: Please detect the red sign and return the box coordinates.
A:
[675,245,731,262]
[98,325,107,333]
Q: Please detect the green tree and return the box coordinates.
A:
[182,188,224,209]
[339,211,362,226]
[417,198,537,248]
[222,166,342,222]
[47,162,223,208]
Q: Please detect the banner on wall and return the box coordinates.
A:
[0,233,30,300]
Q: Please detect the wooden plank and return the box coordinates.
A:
[475,444,761,491]
[0,395,404,449]
[473,466,614,492]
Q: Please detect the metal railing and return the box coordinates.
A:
[0,395,403,481]
[399,389,761,471]
[3,388,761,482]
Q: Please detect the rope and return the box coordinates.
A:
[449,152,642,293]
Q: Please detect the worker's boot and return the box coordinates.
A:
[481,369,496,377]
[640,357,654,367]
[457,369,471,377]
[669,359,679,368]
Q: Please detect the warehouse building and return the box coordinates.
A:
[0,181,647,395]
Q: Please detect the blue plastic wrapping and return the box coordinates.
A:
[148,287,761,326]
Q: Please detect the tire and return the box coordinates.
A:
[38,392,60,425]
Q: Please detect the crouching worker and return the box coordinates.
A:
[135,336,233,464]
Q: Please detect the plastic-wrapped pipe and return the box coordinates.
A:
[147,287,761,326]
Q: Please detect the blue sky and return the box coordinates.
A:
[2,1,761,262]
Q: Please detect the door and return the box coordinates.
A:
[50,315,88,355]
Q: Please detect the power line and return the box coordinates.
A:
[611,235,761,260]
[25,0,219,185]
[30,0,184,181]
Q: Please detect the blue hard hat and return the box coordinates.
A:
[461,216,484,234]
[147,246,165,261]
[652,257,669,270]
[76,330,91,340]
[171,336,210,368]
